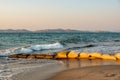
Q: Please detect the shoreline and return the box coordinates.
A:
[1,58,120,80]
[49,65,120,80]
[12,63,65,80]
[0,59,65,80]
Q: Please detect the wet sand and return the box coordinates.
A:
[0,58,65,80]
[49,65,120,80]
[1,58,120,80]
[12,59,120,80]
[12,63,65,80]
[60,59,120,69]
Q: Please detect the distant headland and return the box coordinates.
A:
[0,29,118,33]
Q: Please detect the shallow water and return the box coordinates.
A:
[0,58,63,80]
[60,59,120,69]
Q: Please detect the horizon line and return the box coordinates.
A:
[0,28,120,32]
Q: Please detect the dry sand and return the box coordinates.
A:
[49,65,120,80]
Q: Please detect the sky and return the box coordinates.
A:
[0,0,120,31]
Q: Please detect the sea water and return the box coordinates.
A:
[0,32,120,56]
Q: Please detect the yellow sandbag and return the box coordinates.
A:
[27,55,35,58]
[68,51,78,59]
[36,55,45,59]
[101,54,116,60]
[17,54,27,58]
[79,53,89,59]
[114,53,120,60]
[9,54,18,58]
[45,55,53,59]
[89,52,102,59]
[55,52,67,59]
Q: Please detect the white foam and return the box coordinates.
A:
[30,42,63,51]
[15,42,63,54]
[0,70,4,73]
[0,60,63,79]
[18,48,33,54]
[0,42,63,55]
[30,45,42,51]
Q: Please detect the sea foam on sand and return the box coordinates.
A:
[0,59,65,80]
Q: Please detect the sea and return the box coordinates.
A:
[0,32,120,56]
[0,32,120,79]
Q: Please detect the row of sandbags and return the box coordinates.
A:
[9,54,54,59]
[9,51,120,60]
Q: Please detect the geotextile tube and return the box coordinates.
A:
[9,51,120,60]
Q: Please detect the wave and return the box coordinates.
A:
[59,36,81,44]
[0,42,120,57]
[113,39,120,42]
[64,44,96,51]
[30,42,63,51]
[16,42,63,54]
[0,42,64,56]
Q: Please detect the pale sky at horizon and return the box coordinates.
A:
[0,0,120,31]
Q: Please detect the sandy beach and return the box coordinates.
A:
[49,65,120,80]
[12,63,65,80]
[9,59,120,80]
[0,58,120,80]
[0,58,65,80]
[1,58,120,80]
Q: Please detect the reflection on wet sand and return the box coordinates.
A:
[59,59,120,69]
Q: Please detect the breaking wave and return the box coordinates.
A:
[0,42,64,56]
